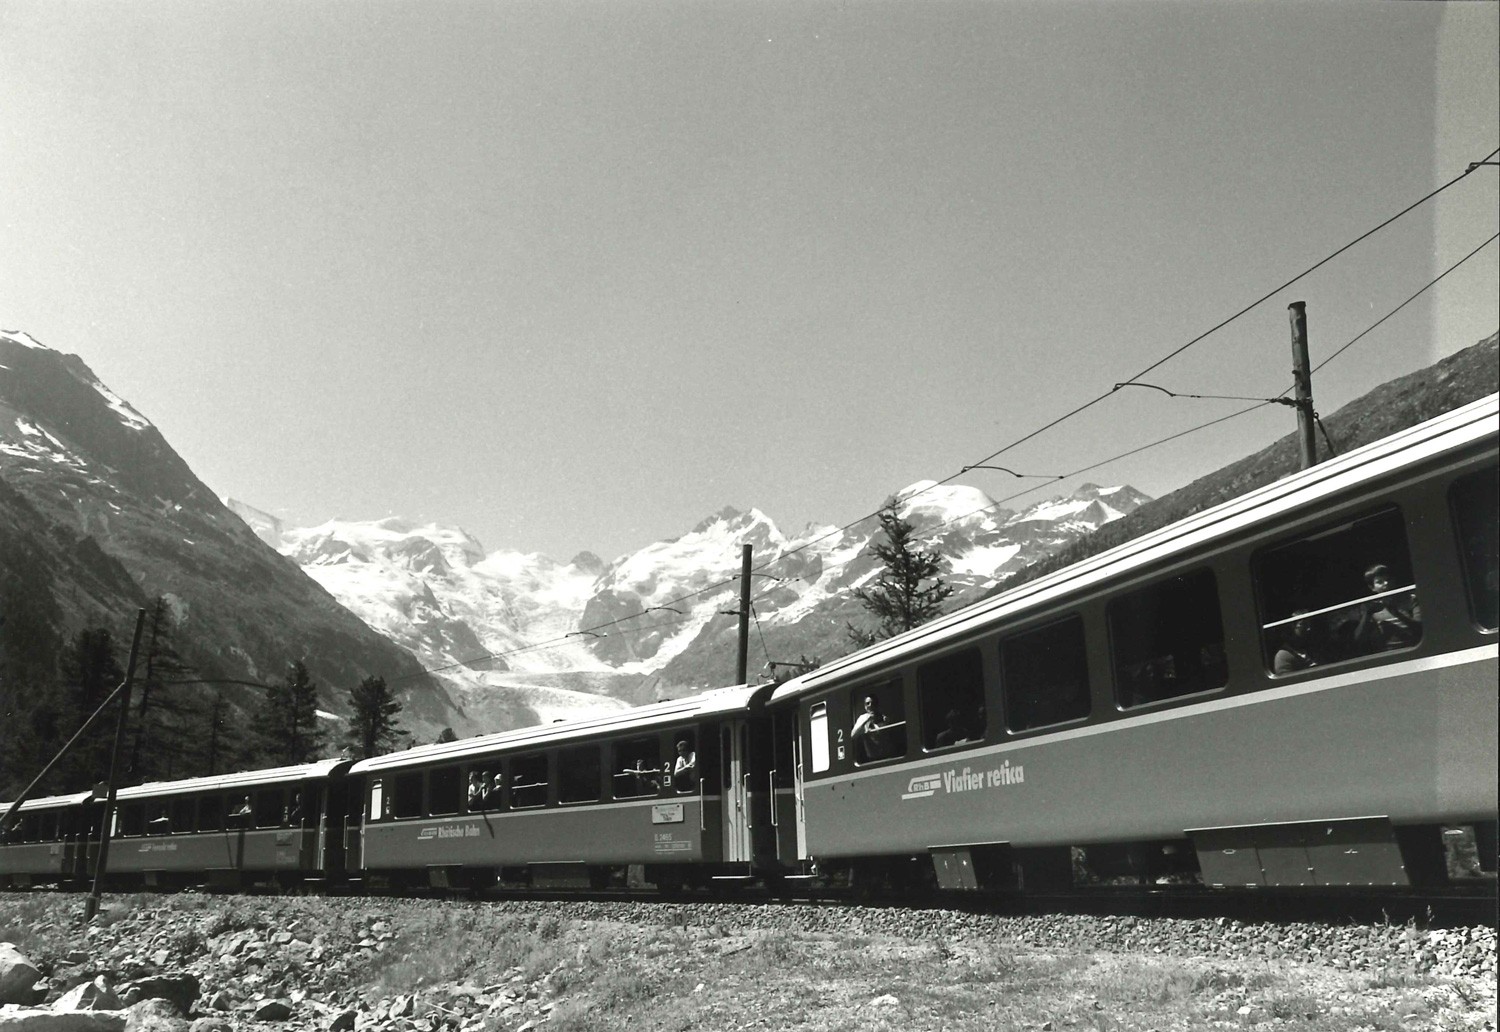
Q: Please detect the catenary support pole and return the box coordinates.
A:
[84,607,147,923]
[1288,301,1319,470]
[736,544,752,686]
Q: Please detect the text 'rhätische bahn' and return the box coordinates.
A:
[4,396,1496,899]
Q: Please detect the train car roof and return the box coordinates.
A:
[351,682,770,775]
[0,791,94,813]
[771,392,1499,704]
[114,758,354,801]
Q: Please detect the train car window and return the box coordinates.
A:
[918,648,986,750]
[198,796,223,832]
[1110,569,1227,707]
[849,678,907,764]
[172,798,195,833]
[429,767,463,816]
[467,764,502,812]
[510,754,549,809]
[808,702,830,773]
[612,736,663,799]
[36,812,58,841]
[559,745,603,804]
[1451,469,1499,631]
[254,789,284,828]
[118,803,145,837]
[1000,615,1091,732]
[369,779,385,821]
[391,774,423,819]
[1254,507,1421,672]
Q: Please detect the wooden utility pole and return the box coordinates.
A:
[1288,301,1318,470]
[84,608,147,923]
[735,544,752,686]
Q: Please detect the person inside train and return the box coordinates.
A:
[933,708,970,748]
[467,771,486,811]
[228,795,253,825]
[285,791,304,826]
[486,772,505,808]
[851,695,891,762]
[672,739,697,794]
[621,757,661,793]
[148,807,172,832]
[1353,563,1422,652]
[1273,610,1329,674]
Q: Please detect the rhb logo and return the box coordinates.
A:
[902,774,942,800]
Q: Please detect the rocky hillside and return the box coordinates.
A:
[0,330,463,738]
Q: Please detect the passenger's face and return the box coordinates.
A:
[1293,619,1312,639]
[1370,573,1391,593]
[863,697,874,712]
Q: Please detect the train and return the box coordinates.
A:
[3,394,1496,897]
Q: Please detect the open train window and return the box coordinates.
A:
[1110,569,1227,708]
[1254,507,1420,673]
[559,745,602,804]
[1451,469,1498,631]
[428,766,462,816]
[172,797,195,833]
[368,779,385,821]
[254,789,284,828]
[34,811,58,841]
[612,736,663,799]
[391,774,423,819]
[197,795,223,832]
[1001,615,1091,732]
[918,648,986,750]
[510,754,549,809]
[850,678,907,764]
[118,803,144,837]
[466,764,502,811]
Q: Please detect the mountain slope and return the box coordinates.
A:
[0,330,464,736]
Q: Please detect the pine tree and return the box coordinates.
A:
[57,628,125,790]
[846,504,953,650]
[128,596,195,783]
[343,675,406,759]
[0,543,62,796]
[258,660,327,766]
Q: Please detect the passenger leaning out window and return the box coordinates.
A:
[1354,563,1421,652]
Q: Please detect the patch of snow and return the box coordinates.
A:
[948,543,1023,577]
[15,418,41,437]
[89,379,152,431]
[0,330,48,350]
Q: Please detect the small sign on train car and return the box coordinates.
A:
[651,803,684,824]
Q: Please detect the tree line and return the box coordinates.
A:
[0,596,410,799]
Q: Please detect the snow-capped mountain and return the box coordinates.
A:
[248,475,1150,700]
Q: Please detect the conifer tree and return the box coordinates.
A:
[129,596,194,783]
[258,660,327,766]
[58,628,125,789]
[343,675,406,759]
[846,503,953,650]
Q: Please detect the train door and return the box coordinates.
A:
[346,778,368,874]
[769,708,799,865]
[720,721,752,863]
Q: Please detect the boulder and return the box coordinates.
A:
[0,945,43,1006]
[118,977,197,1017]
[123,1000,188,1032]
[53,979,122,1013]
[252,1000,293,1022]
[186,1019,229,1032]
[328,1011,357,1032]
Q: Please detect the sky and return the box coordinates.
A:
[3,2,1497,564]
